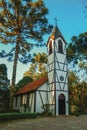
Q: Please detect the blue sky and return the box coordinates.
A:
[0,0,87,83]
[44,0,87,43]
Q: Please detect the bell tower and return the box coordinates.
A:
[47,24,69,115]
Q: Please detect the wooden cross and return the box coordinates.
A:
[55,18,58,26]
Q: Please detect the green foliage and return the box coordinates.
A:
[67,32,87,82]
[0,102,3,112]
[0,63,10,92]
[68,71,87,113]
[68,32,87,113]
[70,105,79,116]
[67,32,87,64]
[0,112,37,121]
[0,75,10,91]
[0,88,10,112]
[24,52,47,80]
[32,52,48,64]
[0,64,10,110]
[16,76,33,92]
[0,64,7,76]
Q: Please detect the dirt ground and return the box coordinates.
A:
[0,115,87,130]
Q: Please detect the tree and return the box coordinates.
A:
[32,52,47,63]
[16,76,33,92]
[68,71,79,105]
[0,64,10,112]
[76,82,87,112]
[0,0,52,101]
[0,64,7,76]
[68,70,87,113]
[24,52,47,80]
[67,32,87,80]
[0,88,10,112]
[0,64,10,91]
[67,32,87,63]
[67,32,87,113]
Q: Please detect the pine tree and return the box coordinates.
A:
[0,0,52,104]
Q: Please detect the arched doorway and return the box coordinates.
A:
[59,94,66,115]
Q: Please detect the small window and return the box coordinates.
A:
[58,40,63,53]
[49,40,52,54]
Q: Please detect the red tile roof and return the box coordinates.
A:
[15,76,48,96]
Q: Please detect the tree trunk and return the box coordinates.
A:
[10,40,20,109]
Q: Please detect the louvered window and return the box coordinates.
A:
[58,40,63,53]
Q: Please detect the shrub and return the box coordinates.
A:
[0,113,37,121]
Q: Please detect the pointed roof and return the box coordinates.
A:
[47,25,66,45]
[15,76,48,96]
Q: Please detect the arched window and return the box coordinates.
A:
[49,40,52,54]
[58,40,63,53]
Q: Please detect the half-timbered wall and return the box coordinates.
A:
[14,95,21,109]
[47,35,69,115]
[29,93,35,112]
[36,82,48,113]
[14,92,35,113]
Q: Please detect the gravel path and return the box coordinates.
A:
[0,115,87,130]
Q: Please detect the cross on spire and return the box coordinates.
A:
[55,18,58,26]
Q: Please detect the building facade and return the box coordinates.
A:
[14,25,69,116]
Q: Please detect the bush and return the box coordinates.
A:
[0,113,37,121]
[69,105,80,116]
[0,103,4,112]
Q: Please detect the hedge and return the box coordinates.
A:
[0,113,37,121]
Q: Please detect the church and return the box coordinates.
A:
[14,24,69,116]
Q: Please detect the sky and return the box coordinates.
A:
[0,0,87,83]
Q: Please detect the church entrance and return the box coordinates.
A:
[59,94,65,115]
